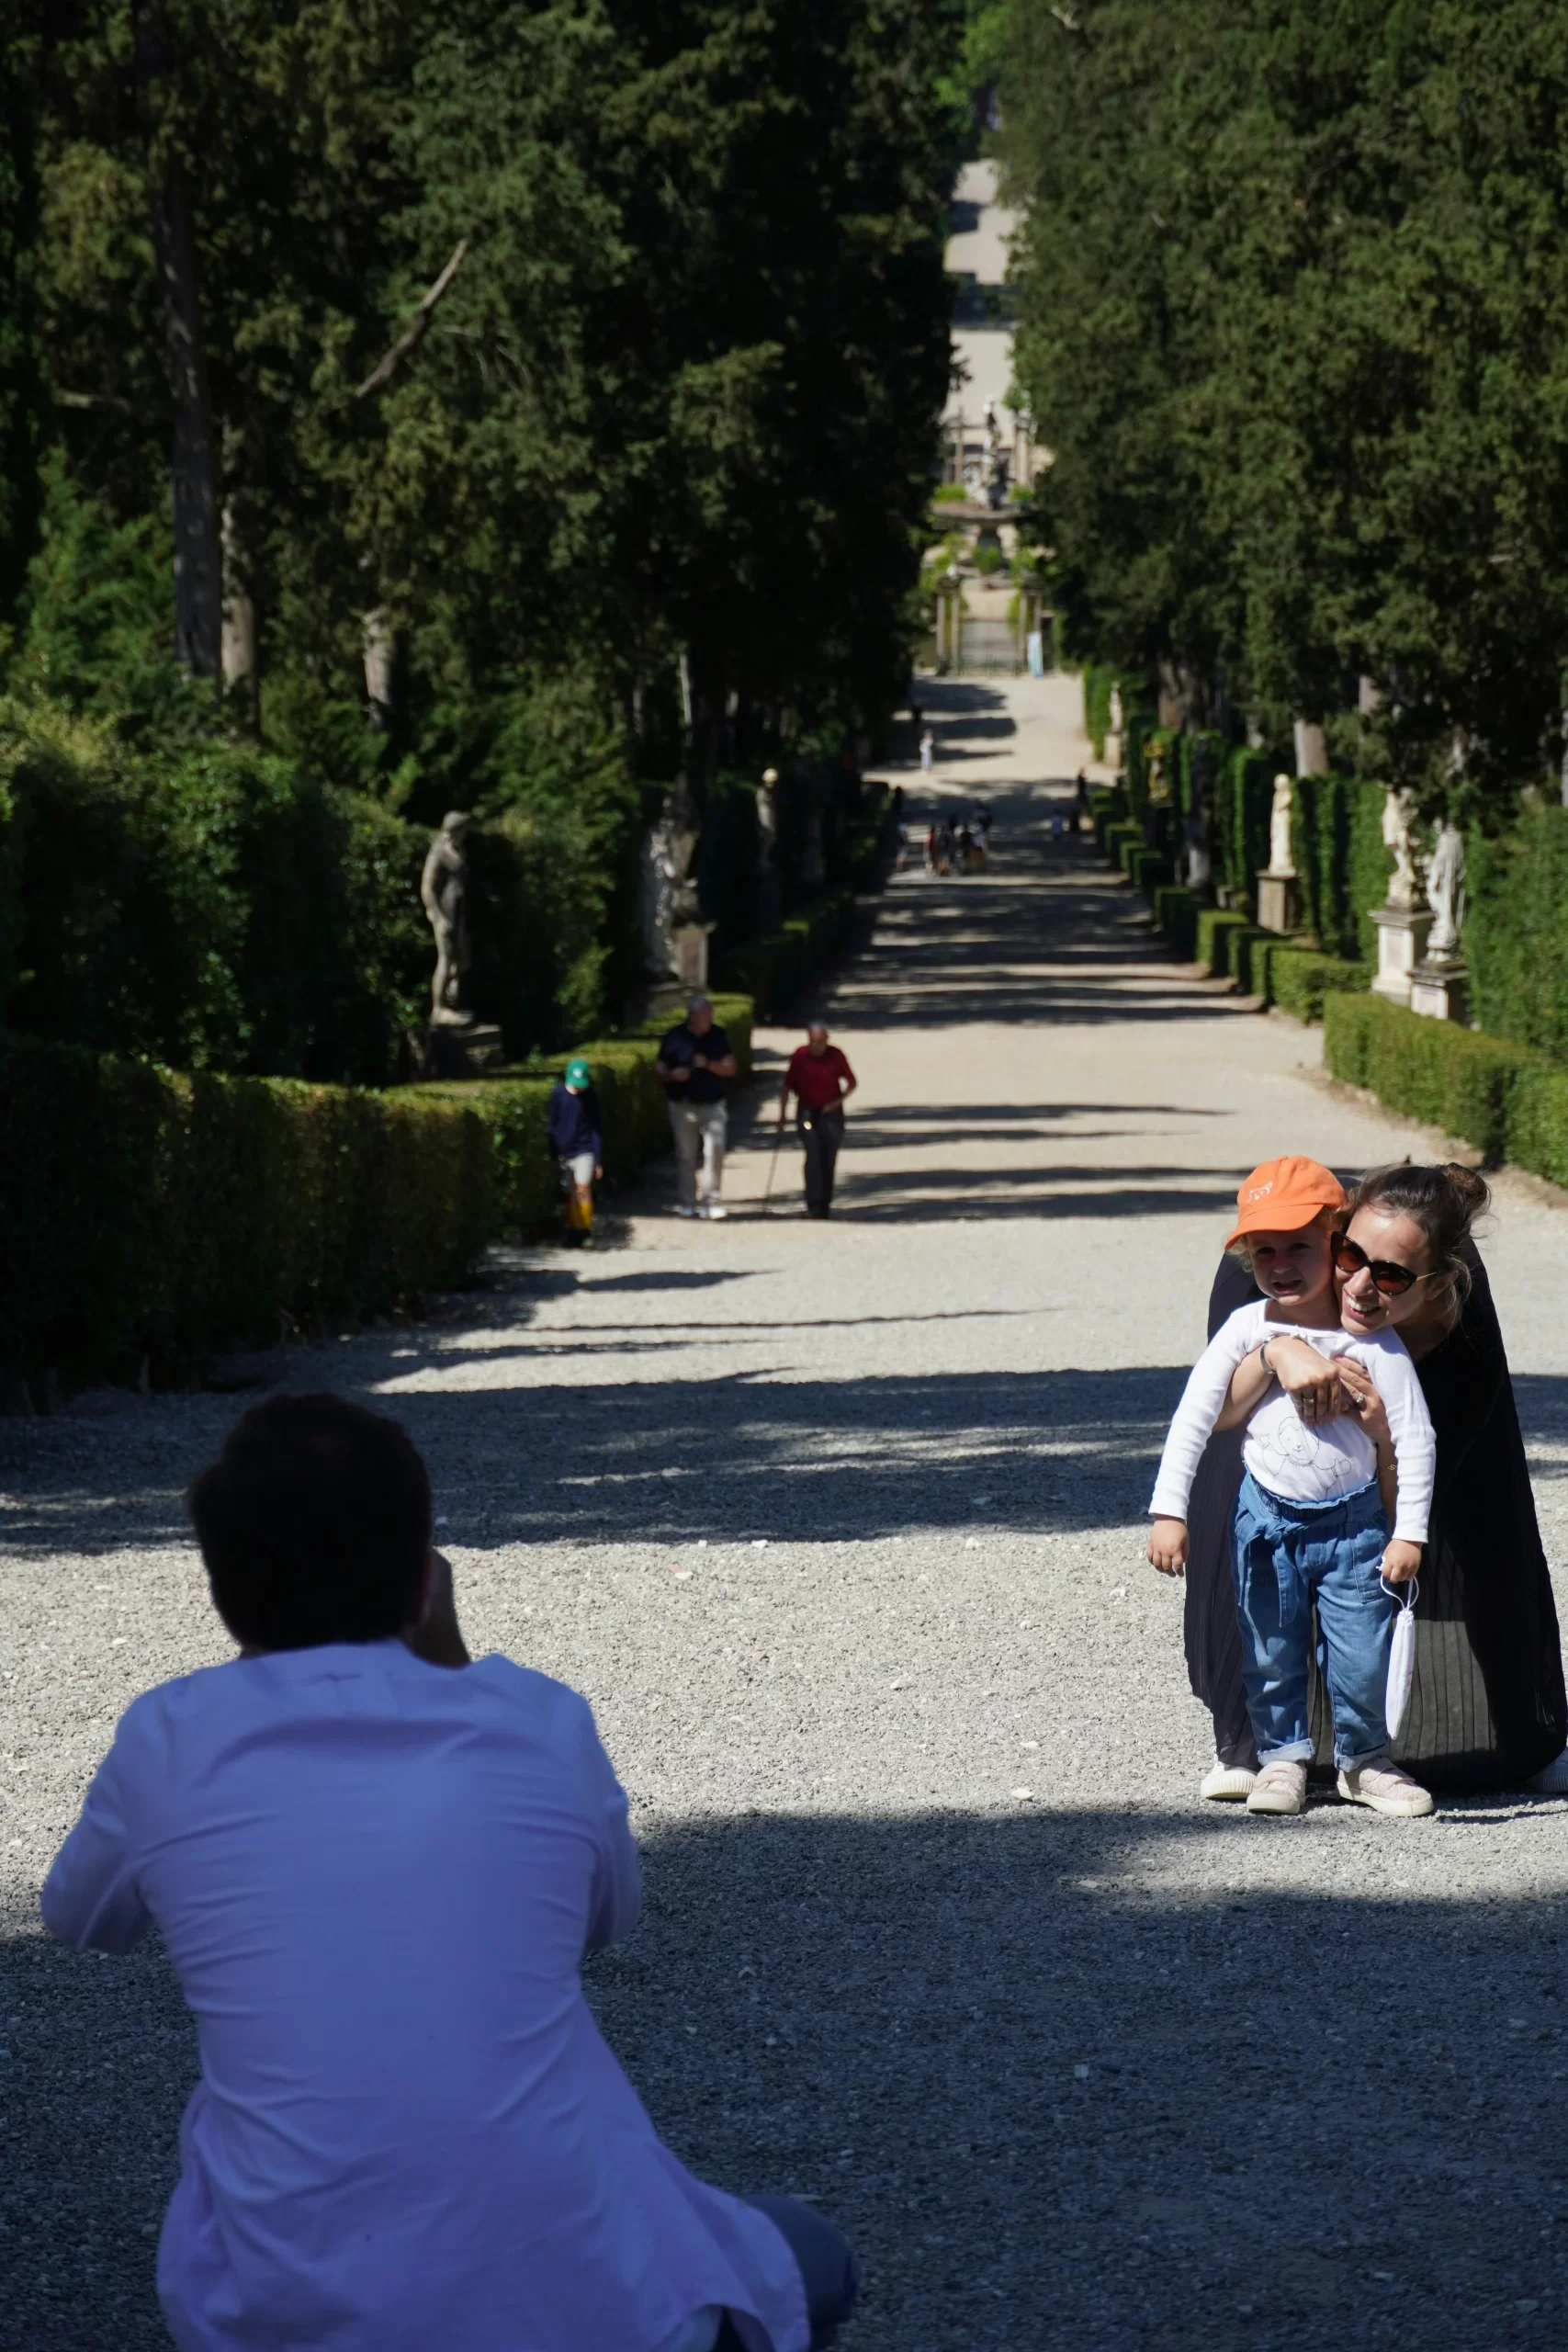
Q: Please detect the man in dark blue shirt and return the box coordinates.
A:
[547,1057,604,1245]
[655,996,736,1220]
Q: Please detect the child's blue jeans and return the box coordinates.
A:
[1231,1470,1393,1769]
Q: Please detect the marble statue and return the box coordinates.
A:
[1268,773,1295,875]
[421,810,473,1024]
[1425,820,1466,959]
[756,768,779,872]
[1381,786,1419,911]
[638,787,703,978]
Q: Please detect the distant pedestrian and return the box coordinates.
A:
[778,1022,857,1219]
[919,728,934,774]
[1075,768,1091,831]
[547,1057,603,1248]
[1050,810,1066,846]
[656,993,737,1220]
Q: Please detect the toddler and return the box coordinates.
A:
[1148,1156,1436,1817]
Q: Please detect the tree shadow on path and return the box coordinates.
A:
[5,1802,1562,2352]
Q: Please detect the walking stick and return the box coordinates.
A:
[762,1113,785,1207]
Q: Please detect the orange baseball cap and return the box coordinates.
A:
[1225,1156,1346,1246]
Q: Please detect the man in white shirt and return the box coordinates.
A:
[42,1393,855,2352]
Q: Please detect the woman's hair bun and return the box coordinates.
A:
[1438,1161,1491,1220]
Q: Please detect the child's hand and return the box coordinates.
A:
[1382,1538,1422,1585]
[1148,1518,1189,1577]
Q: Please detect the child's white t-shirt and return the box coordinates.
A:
[1148,1301,1436,1544]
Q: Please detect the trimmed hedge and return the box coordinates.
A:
[0,1032,491,1379]
[1195,907,1253,976]
[1,994,757,1383]
[1089,785,1123,852]
[1264,946,1370,1023]
[1151,884,1200,960]
[1466,799,1568,1062]
[1322,992,1561,1174]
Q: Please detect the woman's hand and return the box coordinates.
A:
[1148,1518,1189,1577]
[1382,1538,1422,1585]
[1337,1356,1392,1450]
[1260,1333,1346,1428]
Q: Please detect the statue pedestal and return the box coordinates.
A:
[1369,906,1433,1007]
[672,922,715,992]
[1409,957,1470,1023]
[412,1020,504,1080]
[1257,868,1301,935]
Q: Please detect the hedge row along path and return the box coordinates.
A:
[6,672,1568,2350]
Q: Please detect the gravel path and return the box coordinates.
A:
[5,672,1568,2351]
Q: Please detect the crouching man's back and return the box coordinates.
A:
[43,1395,837,2352]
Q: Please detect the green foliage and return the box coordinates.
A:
[1195,907,1254,978]
[1219,748,1273,907]
[1,989,757,1380]
[6,0,958,1070]
[1288,772,1387,959]
[1324,992,1552,1170]
[0,1030,491,1379]
[1264,945,1369,1024]
[1150,884,1199,961]
[992,0,1568,802]
[0,46,43,635]
[932,482,968,505]
[1466,800,1568,1062]
[0,695,426,1081]
[1081,663,1114,761]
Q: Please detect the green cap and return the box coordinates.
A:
[564,1057,591,1090]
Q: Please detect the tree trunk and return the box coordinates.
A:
[1292,718,1328,775]
[134,0,220,681]
[220,494,257,712]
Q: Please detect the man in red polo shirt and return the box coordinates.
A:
[777,1022,857,1219]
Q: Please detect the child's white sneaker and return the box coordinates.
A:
[1246,1758,1308,1815]
[1200,1758,1257,1802]
[1337,1760,1435,1816]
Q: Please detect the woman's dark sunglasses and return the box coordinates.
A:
[1332,1233,1424,1298]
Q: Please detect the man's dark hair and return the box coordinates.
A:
[189,1394,431,1651]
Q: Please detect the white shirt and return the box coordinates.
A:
[1149,1302,1435,1544]
[42,1644,807,2352]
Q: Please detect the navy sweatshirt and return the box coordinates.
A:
[547,1082,603,1164]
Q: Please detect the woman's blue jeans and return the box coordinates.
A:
[1231,1471,1393,1769]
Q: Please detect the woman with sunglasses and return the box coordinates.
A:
[1185,1161,1568,1798]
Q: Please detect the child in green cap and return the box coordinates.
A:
[547,1058,604,1246]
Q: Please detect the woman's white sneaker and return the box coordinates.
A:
[1528,1746,1568,1794]
[1337,1761,1434,1816]
[1246,1758,1308,1815]
[1200,1758,1257,1802]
